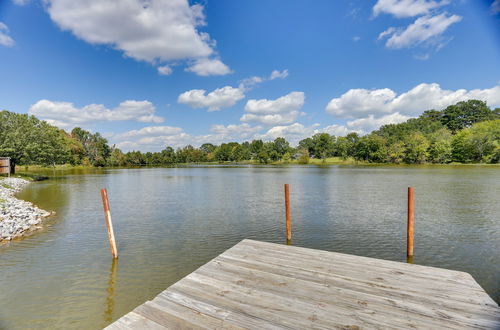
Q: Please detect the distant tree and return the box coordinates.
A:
[109,148,126,166]
[200,143,216,154]
[298,137,314,156]
[428,128,453,163]
[257,150,270,164]
[272,137,290,160]
[310,133,335,160]
[442,100,495,132]
[354,135,387,163]
[297,149,310,164]
[250,140,264,159]
[403,132,430,164]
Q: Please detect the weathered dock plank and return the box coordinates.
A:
[106,239,500,329]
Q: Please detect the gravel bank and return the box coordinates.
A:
[0,177,51,242]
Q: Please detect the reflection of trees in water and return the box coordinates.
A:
[103,258,118,325]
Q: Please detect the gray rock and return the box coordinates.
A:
[0,178,52,242]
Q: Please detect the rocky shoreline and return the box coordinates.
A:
[0,177,51,242]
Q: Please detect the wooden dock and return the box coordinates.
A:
[106,239,500,329]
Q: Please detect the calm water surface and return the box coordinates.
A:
[0,165,499,329]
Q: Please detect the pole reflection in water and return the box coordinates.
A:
[103,258,118,325]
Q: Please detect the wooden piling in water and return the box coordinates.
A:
[407,187,414,257]
[284,184,291,241]
[101,188,118,259]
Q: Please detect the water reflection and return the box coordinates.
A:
[103,258,118,325]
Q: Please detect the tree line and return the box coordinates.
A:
[0,99,499,167]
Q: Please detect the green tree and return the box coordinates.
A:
[442,100,495,132]
[428,128,453,163]
[250,140,264,159]
[310,133,335,160]
[403,132,429,164]
[354,135,387,162]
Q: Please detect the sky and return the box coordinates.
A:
[0,0,499,151]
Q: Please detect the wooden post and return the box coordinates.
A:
[101,188,118,259]
[407,187,414,258]
[284,184,291,241]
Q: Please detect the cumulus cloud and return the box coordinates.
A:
[45,0,230,76]
[178,86,245,111]
[254,123,317,145]
[239,69,289,90]
[373,0,449,18]
[29,99,164,129]
[238,76,264,91]
[210,123,263,139]
[185,58,232,76]
[178,69,290,111]
[326,83,500,119]
[157,65,173,76]
[0,22,15,47]
[115,126,183,139]
[318,124,353,136]
[346,113,410,133]
[269,69,289,80]
[112,123,265,151]
[378,13,461,48]
[241,92,305,126]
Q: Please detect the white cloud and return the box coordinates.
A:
[373,0,449,18]
[115,126,183,139]
[241,92,305,125]
[239,69,289,90]
[178,86,245,111]
[157,65,173,76]
[29,99,164,129]
[317,124,353,136]
[326,88,397,118]
[346,113,411,134]
[413,53,430,60]
[254,122,357,146]
[0,22,15,47]
[178,69,290,111]
[491,0,500,14]
[379,13,461,48]
[269,69,289,80]
[238,76,264,91]
[210,123,263,139]
[45,0,230,75]
[113,123,265,151]
[352,36,361,42]
[185,58,232,76]
[255,123,317,145]
[326,83,500,119]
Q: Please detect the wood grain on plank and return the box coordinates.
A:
[106,239,500,330]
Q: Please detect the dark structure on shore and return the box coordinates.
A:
[0,157,14,175]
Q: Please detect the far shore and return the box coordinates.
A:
[13,158,500,173]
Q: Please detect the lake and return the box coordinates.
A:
[1,165,499,329]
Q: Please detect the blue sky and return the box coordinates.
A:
[1,0,499,151]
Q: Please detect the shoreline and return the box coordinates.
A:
[16,161,500,172]
[0,177,52,242]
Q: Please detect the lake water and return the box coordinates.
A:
[1,165,499,329]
